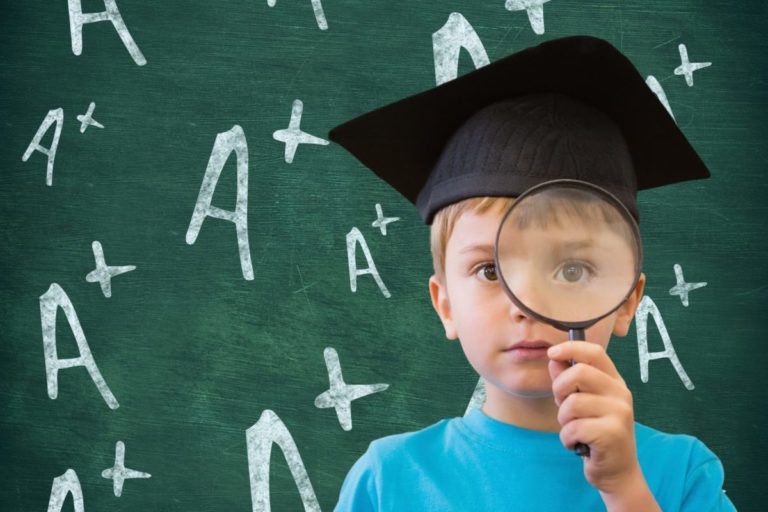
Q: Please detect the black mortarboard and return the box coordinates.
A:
[328,35,711,224]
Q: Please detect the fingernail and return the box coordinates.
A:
[548,345,560,357]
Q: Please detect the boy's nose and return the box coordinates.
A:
[507,293,534,323]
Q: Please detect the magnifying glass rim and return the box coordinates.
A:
[494,178,644,331]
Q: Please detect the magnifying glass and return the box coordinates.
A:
[494,179,643,457]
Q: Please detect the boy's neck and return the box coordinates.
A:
[481,384,562,433]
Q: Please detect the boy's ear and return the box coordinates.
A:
[429,274,458,340]
[612,272,646,337]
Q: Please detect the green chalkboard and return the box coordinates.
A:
[1,1,766,510]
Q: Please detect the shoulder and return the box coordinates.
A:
[634,421,719,466]
[334,418,457,511]
[633,422,735,510]
[367,417,456,465]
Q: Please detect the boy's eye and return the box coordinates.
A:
[554,260,595,284]
[475,263,498,282]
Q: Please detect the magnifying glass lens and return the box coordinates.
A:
[496,182,641,326]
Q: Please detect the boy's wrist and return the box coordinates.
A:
[598,466,662,512]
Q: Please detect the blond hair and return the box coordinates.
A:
[430,196,515,283]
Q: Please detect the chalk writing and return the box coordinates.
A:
[646,75,676,121]
[314,347,389,431]
[432,12,490,85]
[346,227,390,298]
[46,469,85,512]
[267,0,328,31]
[371,203,399,236]
[101,441,151,497]
[40,283,119,409]
[465,377,487,416]
[186,125,254,280]
[85,241,136,298]
[674,43,711,87]
[22,108,63,186]
[635,295,694,390]
[272,99,329,164]
[246,409,321,512]
[77,102,104,133]
[505,0,551,35]
[669,263,707,306]
[67,0,146,65]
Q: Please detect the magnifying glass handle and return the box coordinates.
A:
[567,328,591,457]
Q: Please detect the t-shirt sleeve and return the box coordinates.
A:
[681,439,737,511]
[334,444,379,512]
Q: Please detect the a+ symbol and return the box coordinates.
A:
[101,441,151,497]
[674,44,711,87]
[669,263,707,307]
[371,203,400,236]
[314,347,389,431]
[76,102,104,133]
[273,99,329,163]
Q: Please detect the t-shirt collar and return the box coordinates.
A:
[458,407,574,456]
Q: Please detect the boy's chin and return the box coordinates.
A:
[492,380,554,399]
[504,388,554,399]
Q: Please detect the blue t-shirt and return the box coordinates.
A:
[335,408,736,511]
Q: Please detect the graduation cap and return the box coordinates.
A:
[328,35,711,224]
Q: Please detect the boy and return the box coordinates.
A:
[328,36,736,511]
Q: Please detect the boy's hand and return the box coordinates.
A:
[547,341,651,500]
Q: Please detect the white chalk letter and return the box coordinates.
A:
[67,0,147,65]
[267,0,328,31]
[464,377,486,416]
[432,12,490,85]
[40,283,119,409]
[186,125,254,281]
[46,469,85,512]
[22,108,64,186]
[246,410,321,512]
[505,0,551,35]
[635,295,694,390]
[646,75,675,121]
[346,227,390,298]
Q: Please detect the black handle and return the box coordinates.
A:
[567,328,590,458]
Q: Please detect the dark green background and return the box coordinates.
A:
[1,1,765,510]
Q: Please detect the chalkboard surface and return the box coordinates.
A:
[1,1,766,510]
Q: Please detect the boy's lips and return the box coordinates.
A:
[503,340,553,362]
[504,340,553,351]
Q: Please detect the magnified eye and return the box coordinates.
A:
[555,260,594,283]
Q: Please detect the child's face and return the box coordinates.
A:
[429,205,644,399]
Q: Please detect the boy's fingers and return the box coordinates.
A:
[556,392,623,426]
[551,364,630,406]
[547,358,570,382]
[547,342,621,380]
[558,417,602,451]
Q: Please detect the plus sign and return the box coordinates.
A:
[674,44,711,87]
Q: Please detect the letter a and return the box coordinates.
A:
[67,0,147,65]
[246,410,321,512]
[346,227,390,298]
[635,295,694,390]
[46,469,85,512]
[186,125,254,280]
[22,108,64,186]
[40,283,119,409]
[432,12,490,85]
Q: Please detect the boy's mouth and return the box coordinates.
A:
[504,340,552,351]
[503,341,552,361]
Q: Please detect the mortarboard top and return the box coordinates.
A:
[328,35,711,224]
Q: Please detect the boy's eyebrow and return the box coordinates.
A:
[557,239,595,250]
[459,243,495,255]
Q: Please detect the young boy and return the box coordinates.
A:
[328,36,736,511]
